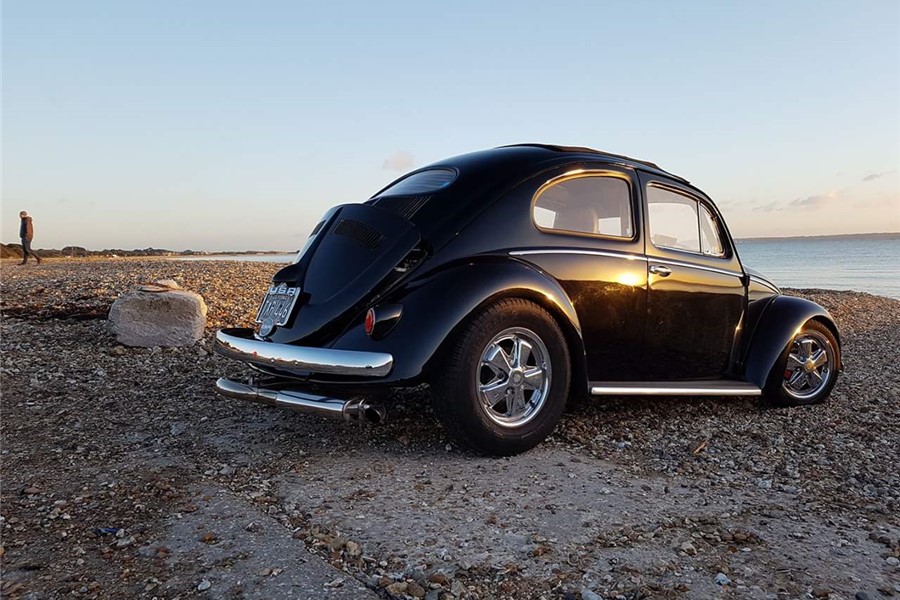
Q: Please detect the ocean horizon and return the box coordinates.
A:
[175,235,900,300]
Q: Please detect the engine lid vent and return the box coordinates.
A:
[372,195,431,220]
[333,218,384,250]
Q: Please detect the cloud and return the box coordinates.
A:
[382,151,414,171]
[752,190,841,212]
[788,190,840,209]
[751,201,784,212]
[861,169,896,182]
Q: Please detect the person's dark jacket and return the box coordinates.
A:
[20,217,34,241]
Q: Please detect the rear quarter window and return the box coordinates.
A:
[532,174,634,239]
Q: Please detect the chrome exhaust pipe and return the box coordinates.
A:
[215,378,386,423]
[343,398,387,424]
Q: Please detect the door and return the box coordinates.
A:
[517,166,648,381]
[638,175,745,380]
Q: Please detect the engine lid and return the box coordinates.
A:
[267,204,421,343]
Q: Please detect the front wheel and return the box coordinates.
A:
[764,320,840,406]
[431,298,571,455]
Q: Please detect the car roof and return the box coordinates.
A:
[497,143,689,184]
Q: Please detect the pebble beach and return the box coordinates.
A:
[1,258,898,599]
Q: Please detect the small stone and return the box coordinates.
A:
[886,556,900,567]
[581,587,603,600]
[680,541,697,556]
[856,593,874,600]
[714,573,732,586]
[451,580,466,596]
[197,579,211,592]
[407,581,427,598]
[110,345,126,356]
[757,479,772,489]
[219,465,235,476]
[812,588,830,598]
[21,487,40,495]
[345,540,361,556]
[386,582,408,595]
[426,590,440,600]
[427,572,448,585]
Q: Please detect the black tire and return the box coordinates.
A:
[763,320,840,407]
[431,298,571,455]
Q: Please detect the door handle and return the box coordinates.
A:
[649,264,672,277]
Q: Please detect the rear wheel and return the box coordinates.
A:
[764,320,840,406]
[431,298,570,455]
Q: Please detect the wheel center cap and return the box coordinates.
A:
[510,371,524,385]
[803,359,816,373]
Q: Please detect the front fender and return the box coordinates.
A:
[328,257,585,385]
[742,295,841,389]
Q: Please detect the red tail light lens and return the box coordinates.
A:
[364,308,375,336]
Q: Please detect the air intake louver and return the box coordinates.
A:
[372,195,431,220]
[333,218,384,250]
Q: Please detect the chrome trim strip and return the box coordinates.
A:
[510,249,647,261]
[214,328,393,377]
[749,275,780,293]
[590,382,761,396]
[648,257,741,278]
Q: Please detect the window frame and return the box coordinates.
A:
[645,182,731,260]
[530,170,638,242]
[374,167,459,198]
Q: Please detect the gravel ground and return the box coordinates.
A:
[1,258,898,600]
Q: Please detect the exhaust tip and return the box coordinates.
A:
[343,399,386,424]
[363,403,387,424]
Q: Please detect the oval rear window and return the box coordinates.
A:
[378,168,456,196]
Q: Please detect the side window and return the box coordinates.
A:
[647,186,700,252]
[699,204,724,256]
[533,175,633,238]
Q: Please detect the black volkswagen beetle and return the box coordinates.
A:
[215,144,841,455]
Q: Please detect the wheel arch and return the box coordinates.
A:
[742,295,842,389]
[328,257,587,386]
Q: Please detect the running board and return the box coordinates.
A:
[590,381,761,396]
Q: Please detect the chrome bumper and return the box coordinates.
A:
[213,327,393,377]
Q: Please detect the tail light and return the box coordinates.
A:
[364,304,403,338]
[364,308,376,336]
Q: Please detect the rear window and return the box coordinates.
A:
[378,168,456,196]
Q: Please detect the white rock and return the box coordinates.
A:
[109,285,207,347]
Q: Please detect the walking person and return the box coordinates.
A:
[18,210,42,265]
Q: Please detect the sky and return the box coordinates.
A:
[3,0,899,251]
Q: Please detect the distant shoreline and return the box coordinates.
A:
[735,231,899,243]
[2,232,897,258]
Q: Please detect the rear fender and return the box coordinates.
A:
[742,295,841,388]
[327,257,586,386]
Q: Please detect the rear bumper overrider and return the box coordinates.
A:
[213,327,393,377]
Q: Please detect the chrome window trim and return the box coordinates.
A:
[510,248,648,261]
[531,169,637,242]
[645,182,732,259]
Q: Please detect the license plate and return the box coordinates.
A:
[255,284,301,327]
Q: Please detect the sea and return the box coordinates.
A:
[178,237,900,300]
[735,237,899,300]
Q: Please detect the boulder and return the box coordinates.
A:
[109,280,207,347]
